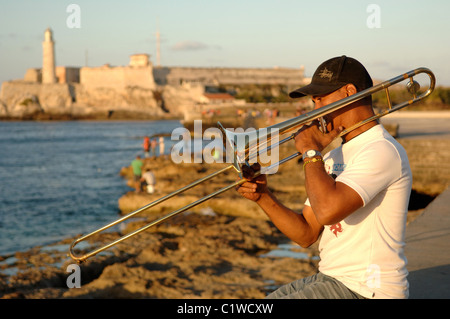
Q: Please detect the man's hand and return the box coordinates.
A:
[235,163,268,202]
[294,119,344,154]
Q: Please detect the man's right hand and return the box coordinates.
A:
[235,163,268,202]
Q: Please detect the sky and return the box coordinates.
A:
[1,0,449,86]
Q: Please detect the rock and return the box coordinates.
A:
[61,213,318,299]
[0,80,166,120]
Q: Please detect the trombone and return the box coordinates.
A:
[69,67,435,263]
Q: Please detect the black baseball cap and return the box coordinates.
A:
[289,55,373,98]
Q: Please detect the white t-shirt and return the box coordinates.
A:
[142,171,156,185]
[305,124,412,299]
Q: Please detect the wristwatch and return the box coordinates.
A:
[302,149,322,161]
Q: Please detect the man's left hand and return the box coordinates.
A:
[294,120,344,154]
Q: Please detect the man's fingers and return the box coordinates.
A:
[236,181,257,192]
[240,162,261,179]
[327,125,345,140]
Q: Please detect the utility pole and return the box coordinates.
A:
[155,18,161,68]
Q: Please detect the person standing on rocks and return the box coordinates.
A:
[236,56,412,299]
[150,138,158,157]
[131,155,144,193]
[158,136,165,158]
[142,136,150,158]
[141,168,156,194]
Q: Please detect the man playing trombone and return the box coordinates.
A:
[237,56,412,299]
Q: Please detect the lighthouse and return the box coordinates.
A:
[42,28,56,83]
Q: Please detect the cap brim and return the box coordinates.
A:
[289,83,345,99]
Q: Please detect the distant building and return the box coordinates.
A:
[22,28,305,94]
[24,68,41,83]
[23,30,155,90]
[42,28,56,83]
[56,66,80,84]
[202,93,235,104]
[1,27,308,119]
[80,54,155,92]
[129,53,150,67]
[153,66,305,89]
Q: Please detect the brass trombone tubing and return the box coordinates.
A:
[70,152,301,263]
[69,164,235,263]
[244,67,435,163]
[69,67,435,263]
[337,67,435,137]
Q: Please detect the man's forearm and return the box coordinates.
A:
[256,191,321,248]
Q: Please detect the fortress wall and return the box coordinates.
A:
[0,81,40,109]
[81,66,127,90]
[24,68,42,83]
[2,63,305,118]
[81,65,155,90]
[123,66,155,89]
[0,81,73,117]
[56,67,80,84]
[0,82,72,107]
[155,67,305,86]
[77,65,158,109]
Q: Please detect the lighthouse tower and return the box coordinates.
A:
[42,28,56,83]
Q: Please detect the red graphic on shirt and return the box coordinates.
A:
[330,223,343,237]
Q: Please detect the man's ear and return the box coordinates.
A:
[346,84,357,96]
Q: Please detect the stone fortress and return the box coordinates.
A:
[0,28,307,120]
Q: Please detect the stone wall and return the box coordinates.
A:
[0,65,306,119]
[0,78,162,119]
[81,65,155,91]
[56,67,80,84]
[0,81,73,118]
[153,66,305,87]
[73,83,158,110]
[24,68,42,83]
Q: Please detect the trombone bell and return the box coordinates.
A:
[218,122,282,175]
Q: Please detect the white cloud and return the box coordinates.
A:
[171,41,221,51]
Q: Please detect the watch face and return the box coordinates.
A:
[307,150,316,157]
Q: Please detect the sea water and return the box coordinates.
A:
[0,120,183,256]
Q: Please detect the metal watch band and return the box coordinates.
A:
[302,149,322,161]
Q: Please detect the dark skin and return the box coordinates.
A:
[236,84,378,248]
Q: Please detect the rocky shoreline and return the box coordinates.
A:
[0,135,448,299]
